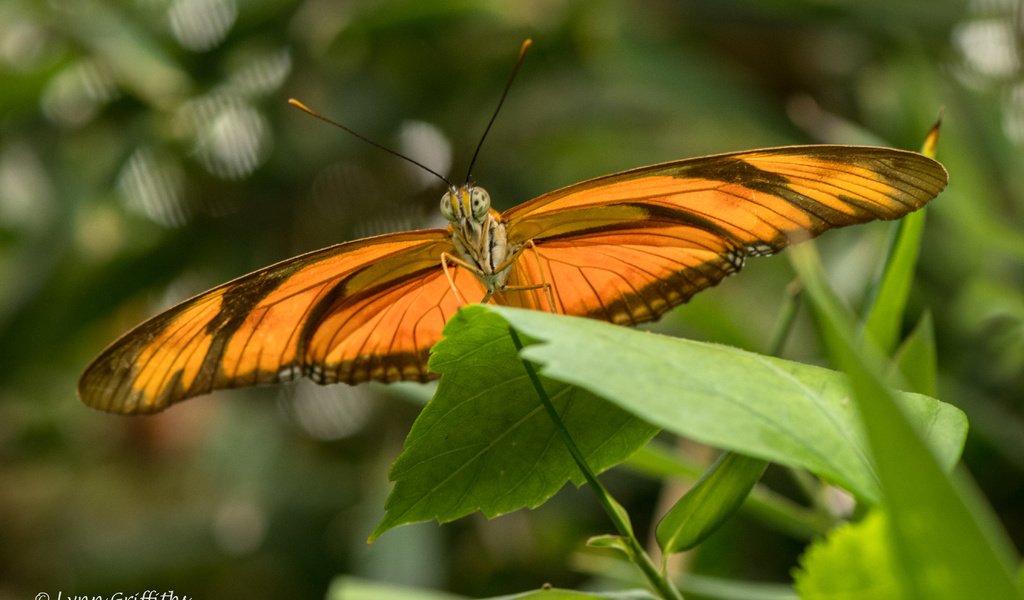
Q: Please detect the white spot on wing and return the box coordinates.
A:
[745,243,776,257]
[277,364,301,382]
[308,364,325,384]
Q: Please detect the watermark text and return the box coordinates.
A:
[35,591,192,600]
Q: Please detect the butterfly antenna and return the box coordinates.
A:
[464,38,533,184]
[288,98,454,188]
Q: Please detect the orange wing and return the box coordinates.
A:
[81,145,947,413]
[78,230,485,414]
[496,146,948,323]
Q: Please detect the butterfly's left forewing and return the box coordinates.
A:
[500,146,947,324]
[78,230,471,414]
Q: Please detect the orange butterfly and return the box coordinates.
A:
[78,43,948,415]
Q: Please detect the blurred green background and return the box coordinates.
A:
[1,0,1021,597]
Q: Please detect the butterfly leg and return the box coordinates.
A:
[525,240,556,313]
[440,251,488,306]
[492,240,557,313]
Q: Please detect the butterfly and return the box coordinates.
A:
[78,44,948,415]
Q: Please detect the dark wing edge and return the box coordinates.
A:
[503,145,947,226]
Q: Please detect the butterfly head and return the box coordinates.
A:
[440,185,492,224]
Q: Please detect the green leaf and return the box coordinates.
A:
[370,308,658,540]
[793,511,905,599]
[861,118,941,357]
[490,589,658,600]
[328,575,463,600]
[890,311,938,397]
[790,242,1024,599]
[327,576,658,600]
[479,305,966,504]
[676,575,797,600]
[587,534,637,561]
[628,442,830,541]
[656,451,767,555]
[861,208,926,355]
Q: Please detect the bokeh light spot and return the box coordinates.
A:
[168,0,237,52]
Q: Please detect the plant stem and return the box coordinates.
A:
[770,281,838,522]
[768,280,802,357]
[508,327,683,600]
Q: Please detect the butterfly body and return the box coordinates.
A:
[440,186,518,298]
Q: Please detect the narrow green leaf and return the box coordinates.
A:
[371,308,658,540]
[790,242,1023,599]
[656,451,768,555]
[862,119,941,356]
[480,305,966,505]
[890,311,938,397]
[862,210,926,355]
[793,511,905,599]
[588,534,635,556]
[627,443,830,541]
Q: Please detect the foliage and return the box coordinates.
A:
[2,0,1023,598]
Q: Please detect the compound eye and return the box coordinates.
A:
[440,191,456,221]
[469,187,491,220]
